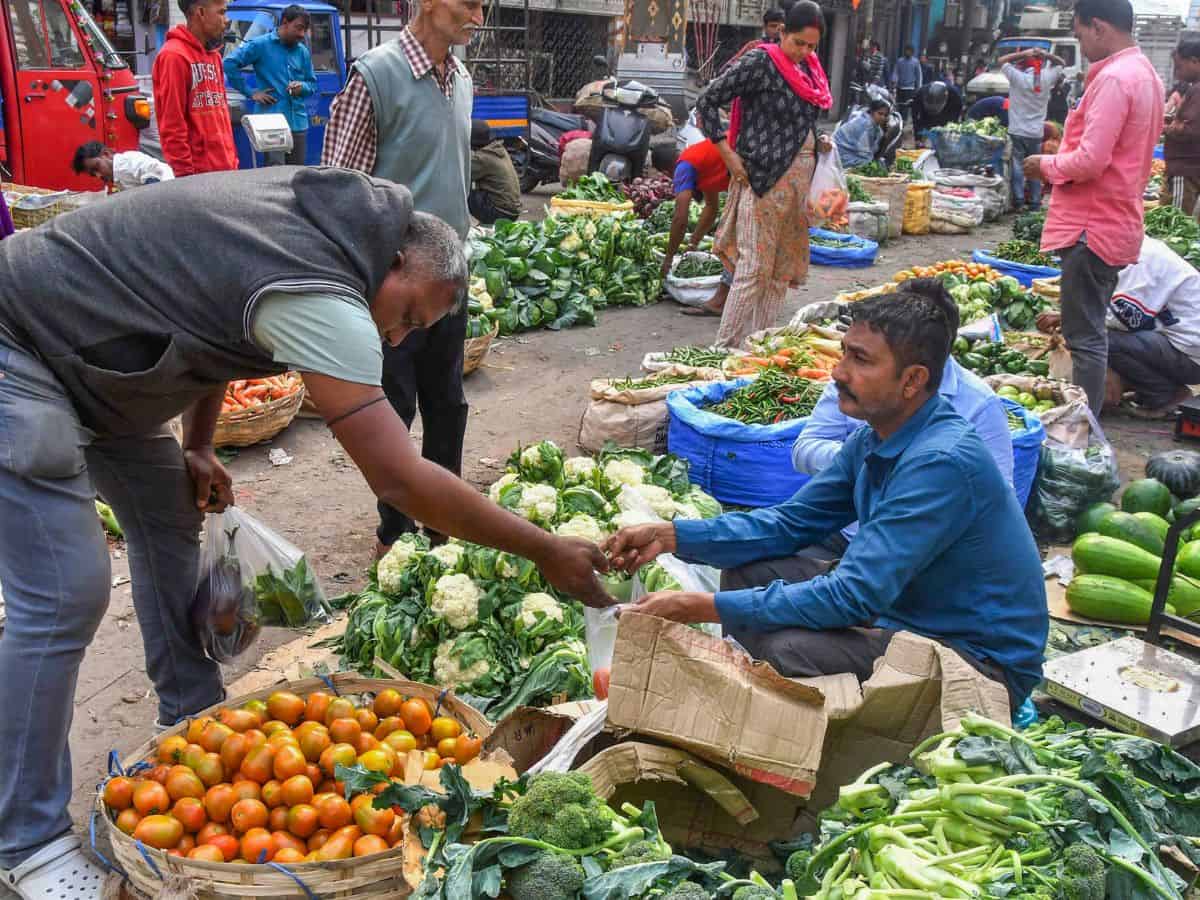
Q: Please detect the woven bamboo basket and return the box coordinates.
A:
[213,383,305,449]
[463,319,499,376]
[4,183,69,228]
[99,673,492,899]
[1031,275,1061,303]
[548,196,634,217]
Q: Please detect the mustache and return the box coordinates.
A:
[835,381,857,402]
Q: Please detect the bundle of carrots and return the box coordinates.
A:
[729,335,841,379]
[220,374,302,414]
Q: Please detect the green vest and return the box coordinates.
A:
[354,41,472,239]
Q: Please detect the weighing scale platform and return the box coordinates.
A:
[1042,635,1200,747]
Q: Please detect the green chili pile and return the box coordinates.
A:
[705,370,826,424]
[661,346,733,368]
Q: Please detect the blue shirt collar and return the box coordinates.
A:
[866,392,942,460]
[938,358,960,398]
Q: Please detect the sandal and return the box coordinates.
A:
[681,306,722,317]
[2,834,107,900]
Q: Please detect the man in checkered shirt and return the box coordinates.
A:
[323,0,484,556]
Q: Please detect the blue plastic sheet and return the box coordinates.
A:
[971,249,1060,287]
[1001,396,1046,509]
[809,227,878,268]
[930,129,1007,170]
[667,380,811,508]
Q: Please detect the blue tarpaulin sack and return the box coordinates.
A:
[971,249,1060,287]
[809,228,878,268]
[1001,396,1046,509]
[667,380,811,508]
[930,129,1007,170]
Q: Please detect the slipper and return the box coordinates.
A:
[681,306,722,317]
[2,834,106,900]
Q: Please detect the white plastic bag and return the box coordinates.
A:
[665,251,724,307]
[807,147,849,229]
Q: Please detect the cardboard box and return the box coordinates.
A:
[607,613,1010,801]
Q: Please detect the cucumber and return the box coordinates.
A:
[1066,575,1176,625]
[1072,534,1163,580]
[1132,511,1170,547]
[1097,511,1166,556]
[1177,541,1200,581]
[1075,502,1116,536]
[1131,573,1200,617]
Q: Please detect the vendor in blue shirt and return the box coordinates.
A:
[223,5,317,166]
[605,281,1047,707]
[834,99,891,169]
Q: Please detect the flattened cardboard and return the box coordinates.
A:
[607,613,1010,800]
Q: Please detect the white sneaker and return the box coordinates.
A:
[1,835,106,900]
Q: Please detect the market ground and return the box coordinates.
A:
[6,200,1169,892]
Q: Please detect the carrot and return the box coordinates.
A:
[795,368,830,379]
[741,357,773,367]
[770,354,791,368]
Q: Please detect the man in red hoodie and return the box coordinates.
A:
[152,0,238,176]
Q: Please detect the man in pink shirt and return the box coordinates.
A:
[1022,0,1163,413]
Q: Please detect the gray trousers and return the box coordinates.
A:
[1059,242,1123,414]
[1108,328,1200,409]
[0,335,221,867]
[720,537,1012,701]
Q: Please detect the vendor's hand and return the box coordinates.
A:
[1036,311,1062,333]
[1022,155,1044,181]
[287,81,304,96]
[183,447,234,513]
[659,255,673,280]
[538,536,614,608]
[604,523,676,574]
[725,151,749,186]
[816,133,833,154]
[251,90,277,106]
[619,590,719,624]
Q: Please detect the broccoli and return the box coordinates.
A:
[785,849,812,885]
[1059,789,1096,824]
[610,838,671,869]
[506,850,585,900]
[1058,843,1107,900]
[661,883,711,900]
[507,772,621,851]
[731,888,777,900]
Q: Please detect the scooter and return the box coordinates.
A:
[845,81,903,166]
[508,102,592,193]
[585,56,661,183]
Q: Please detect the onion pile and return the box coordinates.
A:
[621,174,674,218]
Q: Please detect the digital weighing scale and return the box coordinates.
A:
[241,113,294,163]
[1041,510,1200,748]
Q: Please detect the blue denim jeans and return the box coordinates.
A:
[0,334,221,868]
[1010,134,1043,210]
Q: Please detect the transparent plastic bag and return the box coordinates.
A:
[1029,407,1120,543]
[807,147,849,229]
[192,508,332,662]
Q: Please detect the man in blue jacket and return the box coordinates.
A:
[605,280,1047,708]
[223,5,317,165]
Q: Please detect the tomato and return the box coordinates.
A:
[328,718,361,746]
[230,798,269,834]
[383,730,417,754]
[268,805,290,832]
[242,698,269,719]
[231,780,262,803]
[186,717,215,745]
[373,717,403,741]
[219,708,260,734]
[133,780,171,816]
[172,797,207,833]
[307,828,331,852]
[261,720,290,737]
[271,830,307,856]
[176,834,196,855]
[280,774,314,807]
[357,749,392,775]
[103,776,135,812]
[325,698,356,724]
[165,767,206,802]
[239,743,277,784]
[272,847,306,863]
[145,764,171,785]
[314,795,352,831]
[355,708,380,735]
[187,844,226,862]
[304,691,332,724]
[267,729,300,749]
[436,738,458,760]
[306,764,323,786]
[240,827,274,863]
[273,745,308,782]
[157,734,189,765]
[198,721,235,754]
[429,717,462,743]
[351,793,395,837]
[354,834,389,857]
[298,728,331,764]
[372,689,403,719]
[204,833,241,862]
[261,780,284,809]
[267,691,306,726]
[115,808,141,835]
[134,814,183,850]
[400,699,432,736]
[196,822,228,844]
[203,784,237,824]
[319,743,357,778]
[453,735,483,765]
[593,667,611,700]
[286,803,319,839]
[311,829,354,861]
[422,750,440,771]
[219,732,251,775]
[194,753,226,788]
[243,729,268,750]
[354,733,380,756]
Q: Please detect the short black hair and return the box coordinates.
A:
[870,40,881,51]
[785,0,824,34]
[72,141,105,175]
[1178,34,1200,60]
[280,4,310,24]
[470,119,492,149]
[1073,0,1133,33]
[849,278,958,391]
[178,0,214,16]
[868,98,891,113]
[764,7,785,24]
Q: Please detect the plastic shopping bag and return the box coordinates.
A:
[807,147,849,230]
[192,508,332,662]
[1029,404,1120,543]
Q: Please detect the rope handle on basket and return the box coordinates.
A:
[133,840,164,880]
[88,805,126,880]
[434,688,450,718]
[317,672,341,696]
[267,862,320,899]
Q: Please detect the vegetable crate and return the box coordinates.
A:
[463,318,499,376]
[214,379,305,449]
[547,196,634,217]
[3,183,70,228]
[98,673,490,898]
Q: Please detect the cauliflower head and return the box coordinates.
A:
[516,483,559,525]
[563,456,598,483]
[377,538,425,594]
[430,573,481,630]
[603,458,645,488]
[519,592,565,629]
[429,542,465,571]
[613,509,657,530]
[488,472,519,504]
[633,483,676,519]
[554,513,607,544]
[673,501,701,520]
[433,639,491,689]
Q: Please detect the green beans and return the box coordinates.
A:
[661,346,733,368]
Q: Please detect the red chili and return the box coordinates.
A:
[774,411,787,423]
[778,394,801,403]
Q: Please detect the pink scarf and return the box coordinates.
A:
[728,43,833,150]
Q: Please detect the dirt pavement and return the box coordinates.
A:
[0,209,1173,894]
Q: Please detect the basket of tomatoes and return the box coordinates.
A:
[97,674,490,898]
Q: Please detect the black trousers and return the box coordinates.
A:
[376,305,469,544]
[265,130,308,167]
[468,189,519,225]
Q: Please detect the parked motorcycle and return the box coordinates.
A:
[585,56,662,183]
[845,81,903,166]
[508,102,592,193]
